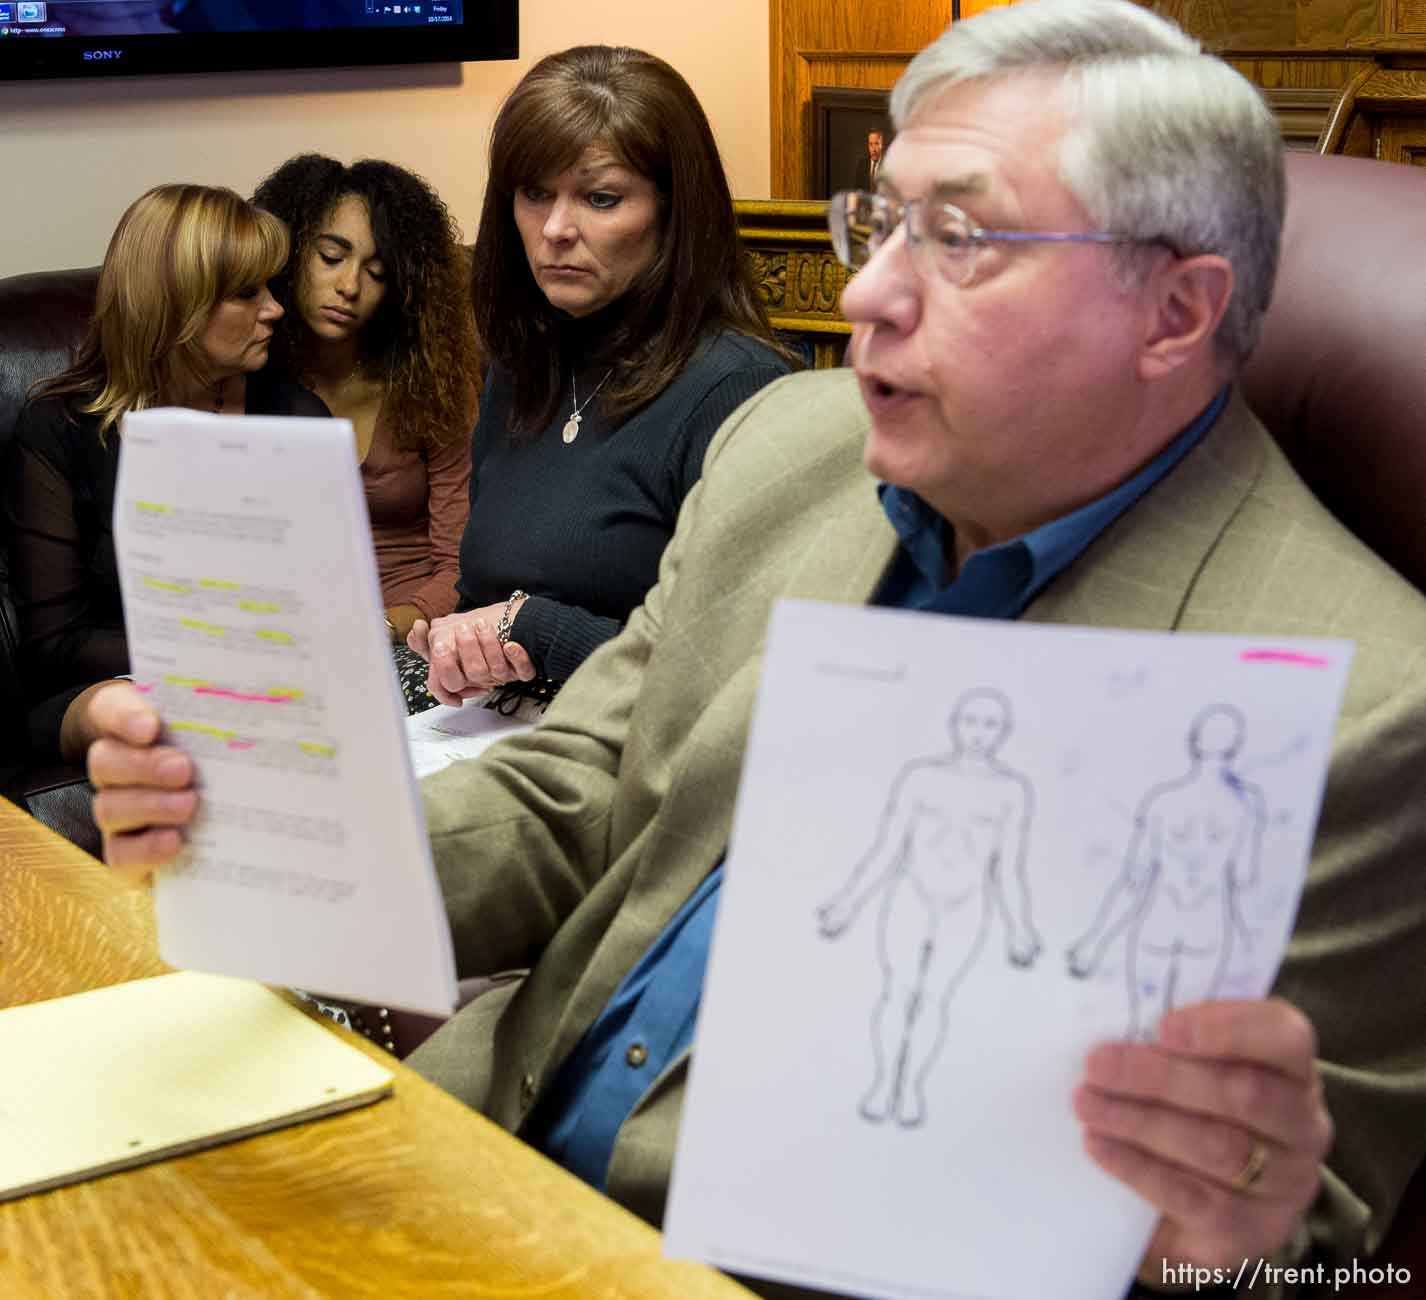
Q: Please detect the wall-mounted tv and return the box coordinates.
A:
[0,0,517,81]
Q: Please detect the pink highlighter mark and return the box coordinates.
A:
[194,686,292,704]
[1240,649,1331,668]
[134,682,154,693]
[226,739,256,750]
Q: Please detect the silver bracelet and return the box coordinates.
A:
[496,589,527,645]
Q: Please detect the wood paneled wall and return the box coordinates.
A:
[1153,0,1426,163]
[1151,0,1378,49]
[771,0,1426,193]
[769,0,952,198]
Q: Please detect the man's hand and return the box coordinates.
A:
[86,682,198,885]
[1073,998,1332,1280]
[407,605,536,707]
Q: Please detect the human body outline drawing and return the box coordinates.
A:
[1067,703,1266,1039]
[817,687,1041,1127]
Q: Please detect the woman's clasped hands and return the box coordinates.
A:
[408,599,536,707]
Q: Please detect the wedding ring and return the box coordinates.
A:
[1232,1138,1270,1193]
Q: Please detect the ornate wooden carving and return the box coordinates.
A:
[736,199,850,368]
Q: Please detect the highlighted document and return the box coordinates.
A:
[115,409,457,1016]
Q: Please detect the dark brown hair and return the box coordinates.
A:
[253,154,480,451]
[472,44,785,434]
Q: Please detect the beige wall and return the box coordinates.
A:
[0,0,770,278]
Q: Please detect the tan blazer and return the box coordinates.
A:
[412,369,1426,1276]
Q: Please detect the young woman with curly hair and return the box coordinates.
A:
[252,155,481,708]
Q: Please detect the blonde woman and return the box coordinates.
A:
[3,184,327,763]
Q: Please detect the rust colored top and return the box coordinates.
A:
[363,399,473,620]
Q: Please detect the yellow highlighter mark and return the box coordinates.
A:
[238,600,282,613]
[255,629,294,645]
[298,742,336,758]
[134,500,170,515]
[179,618,227,637]
[170,722,236,741]
[199,578,241,590]
[162,676,213,689]
[143,577,191,595]
[266,687,304,700]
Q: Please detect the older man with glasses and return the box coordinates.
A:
[87,2,1426,1294]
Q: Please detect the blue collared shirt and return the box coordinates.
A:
[875,386,1228,617]
[525,387,1229,1190]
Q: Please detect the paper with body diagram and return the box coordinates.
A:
[113,408,456,1015]
[664,599,1352,1300]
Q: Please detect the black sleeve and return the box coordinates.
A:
[3,403,128,760]
[246,372,331,418]
[507,594,621,682]
[664,361,791,501]
[453,373,492,614]
[507,355,790,681]
[283,386,332,418]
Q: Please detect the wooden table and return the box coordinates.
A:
[0,797,754,1299]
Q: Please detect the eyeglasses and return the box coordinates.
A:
[827,189,1166,287]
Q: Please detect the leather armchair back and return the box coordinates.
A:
[1241,151,1426,595]
[0,268,97,794]
[0,267,99,458]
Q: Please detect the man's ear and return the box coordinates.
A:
[1137,253,1234,381]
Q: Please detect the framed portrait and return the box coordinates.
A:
[811,86,894,201]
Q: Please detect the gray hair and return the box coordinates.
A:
[892,0,1284,365]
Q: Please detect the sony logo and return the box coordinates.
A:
[83,49,123,60]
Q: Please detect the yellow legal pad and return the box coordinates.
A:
[0,971,394,1202]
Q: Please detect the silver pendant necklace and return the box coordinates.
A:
[562,368,614,444]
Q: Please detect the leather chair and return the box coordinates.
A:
[1236,149,1426,1292]
[0,266,101,853]
[1241,151,1426,596]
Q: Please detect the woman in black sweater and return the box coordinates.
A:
[4,185,326,762]
[409,45,792,714]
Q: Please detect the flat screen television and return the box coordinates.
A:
[0,0,517,81]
